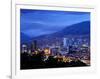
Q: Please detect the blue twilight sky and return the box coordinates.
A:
[20,9,90,37]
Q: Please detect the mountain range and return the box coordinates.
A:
[21,21,90,43]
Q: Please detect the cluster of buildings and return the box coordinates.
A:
[21,37,90,64]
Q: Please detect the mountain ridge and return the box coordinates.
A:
[21,21,90,43]
[33,21,90,39]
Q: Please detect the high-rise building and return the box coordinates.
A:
[63,38,67,47]
[31,40,37,51]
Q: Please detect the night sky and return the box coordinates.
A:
[20,9,90,37]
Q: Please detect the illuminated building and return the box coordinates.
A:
[28,49,31,54]
[42,48,51,61]
[62,56,72,62]
[80,44,89,53]
[44,48,51,56]
[21,44,28,53]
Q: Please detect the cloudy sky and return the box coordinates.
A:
[20,9,90,37]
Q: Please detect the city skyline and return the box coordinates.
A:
[20,9,90,69]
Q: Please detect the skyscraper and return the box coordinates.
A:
[63,38,67,47]
[31,40,37,51]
